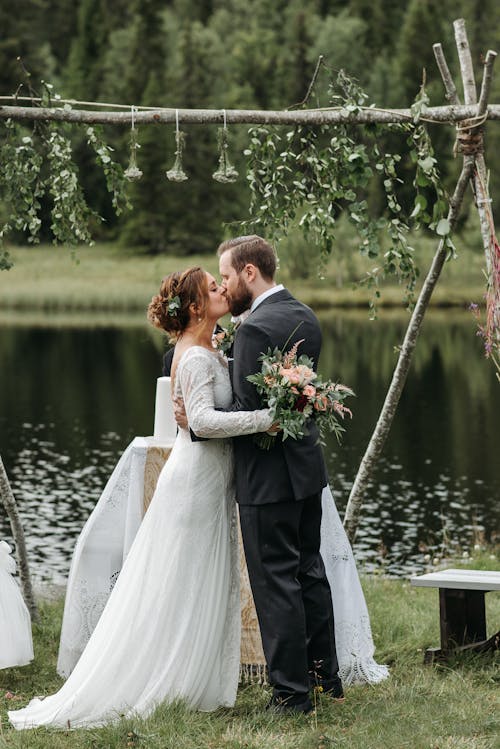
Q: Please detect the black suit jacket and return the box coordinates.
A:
[231,289,328,505]
[162,346,175,377]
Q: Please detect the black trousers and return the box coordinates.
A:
[239,493,339,704]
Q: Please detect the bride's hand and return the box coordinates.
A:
[173,397,189,429]
[267,421,280,435]
[261,410,280,435]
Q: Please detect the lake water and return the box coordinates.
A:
[0,309,498,583]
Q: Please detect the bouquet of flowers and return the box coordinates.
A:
[247,338,354,450]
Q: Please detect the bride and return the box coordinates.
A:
[9,267,274,729]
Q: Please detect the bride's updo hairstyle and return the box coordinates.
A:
[147,266,208,340]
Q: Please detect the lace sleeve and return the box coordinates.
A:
[178,352,273,439]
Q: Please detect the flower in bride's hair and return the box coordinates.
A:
[167,295,181,317]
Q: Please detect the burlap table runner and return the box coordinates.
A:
[143,443,266,681]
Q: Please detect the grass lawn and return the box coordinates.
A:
[1,553,498,748]
[0,227,490,314]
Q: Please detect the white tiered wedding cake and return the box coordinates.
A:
[152,377,177,443]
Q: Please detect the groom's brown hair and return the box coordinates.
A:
[217,235,276,281]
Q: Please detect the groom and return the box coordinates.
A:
[218,235,343,714]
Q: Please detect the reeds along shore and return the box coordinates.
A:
[0,224,491,314]
[0,554,499,748]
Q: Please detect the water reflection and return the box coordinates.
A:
[0,310,498,583]
[319,310,499,575]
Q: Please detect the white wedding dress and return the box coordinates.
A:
[9,346,272,730]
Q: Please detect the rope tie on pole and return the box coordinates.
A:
[455,126,484,156]
[454,113,488,156]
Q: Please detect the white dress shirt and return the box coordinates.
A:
[250,284,285,313]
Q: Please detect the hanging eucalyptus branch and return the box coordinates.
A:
[45,127,96,246]
[86,126,132,214]
[0,120,44,268]
[0,80,131,267]
[407,86,455,250]
[244,71,453,310]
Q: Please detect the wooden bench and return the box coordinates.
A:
[410,568,500,663]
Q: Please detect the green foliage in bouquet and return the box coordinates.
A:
[247,336,354,450]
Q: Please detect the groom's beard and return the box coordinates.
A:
[227,277,253,317]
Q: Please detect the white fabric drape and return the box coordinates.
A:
[0,541,33,669]
[320,487,389,684]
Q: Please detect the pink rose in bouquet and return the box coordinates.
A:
[247,337,354,449]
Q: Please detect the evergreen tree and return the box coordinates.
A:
[275,0,319,106]
[37,0,80,71]
[119,0,171,251]
[125,0,167,103]
[0,1,55,94]
[100,21,139,104]
[64,0,115,99]
[307,10,369,88]
[396,0,455,106]
[349,0,410,52]
[173,0,214,24]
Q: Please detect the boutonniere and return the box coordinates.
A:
[213,320,239,354]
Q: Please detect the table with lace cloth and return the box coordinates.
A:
[57,436,266,681]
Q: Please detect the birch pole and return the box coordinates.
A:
[0,457,38,620]
[453,19,500,356]
[454,20,497,281]
[0,102,499,127]
[435,22,500,360]
[343,23,496,543]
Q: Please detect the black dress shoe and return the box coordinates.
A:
[323,678,345,701]
[309,665,345,701]
[265,696,313,715]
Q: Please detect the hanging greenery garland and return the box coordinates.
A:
[0,77,131,262]
[243,70,454,312]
